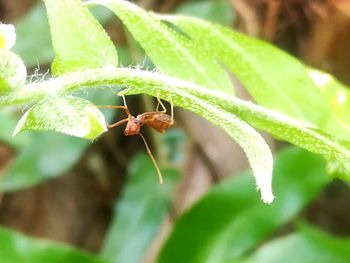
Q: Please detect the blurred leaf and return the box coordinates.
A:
[86,0,234,94]
[158,147,329,263]
[246,223,350,263]
[43,0,118,75]
[0,132,87,191]
[161,128,187,165]
[89,4,114,24]
[0,49,26,94]
[13,95,107,139]
[176,0,234,26]
[160,15,328,126]
[100,153,180,263]
[0,226,108,263]
[13,2,115,67]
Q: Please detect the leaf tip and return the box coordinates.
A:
[261,189,274,204]
[13,110,30,137]
[12,128,20,137]
[254,165,274,204]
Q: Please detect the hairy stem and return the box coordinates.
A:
[1,66,349,162]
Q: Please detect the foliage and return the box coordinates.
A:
[1,0,350,262]
[0,226,108,263]
[1,148,349,263]
[100,154,179,263]
[2,0,350,202]
[0,2,118,191]
[245,223,350,263]
[158,147,328,263]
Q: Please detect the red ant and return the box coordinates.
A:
[98,95,174,184]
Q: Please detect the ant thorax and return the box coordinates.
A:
[123,116,143,136]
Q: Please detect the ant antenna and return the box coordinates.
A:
[139,132,164,184]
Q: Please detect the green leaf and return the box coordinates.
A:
[0,89,118,192]
[100,153,180,263]
[118,73,350,172]
[159,15,328,126]
[0,132,87,191]
[246,223,350,263]
[43,0,118,75]
[0,49,27,95]
[121,83,274,203]
[13,95,107,140]
[158,147,329,263]
[0,226,108,263]
[86,0,233,94]
[176,0,234,26]
[13,2,115,67]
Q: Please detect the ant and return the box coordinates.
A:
[98,95,174,184]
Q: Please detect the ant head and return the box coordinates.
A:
[124,116,141,136]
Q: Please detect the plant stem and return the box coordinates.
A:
[1,66,349,163]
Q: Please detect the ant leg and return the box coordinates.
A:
[107,118,129,129]
[97,105,131,117]
[139,132,164,184]
[97,95,131,129]
[156,96,167,113]
[156,95,174,124]
[156,100,160,112]
[97,95,131,117]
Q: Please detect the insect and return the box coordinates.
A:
[98,95,174,184]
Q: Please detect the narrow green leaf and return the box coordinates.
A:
[159,15,328,126]
[43,0,118,75]
[116,70,350,171]
[13,2,115,67]
[86,0,233,94]
[179,84,350,178]
[121,83,274,203]
[13,95,107,139]
[0,226,108,263]
[0,49,27,95]
[246,223,350,263]
[101,153,180,263]
[158,148,328,263]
